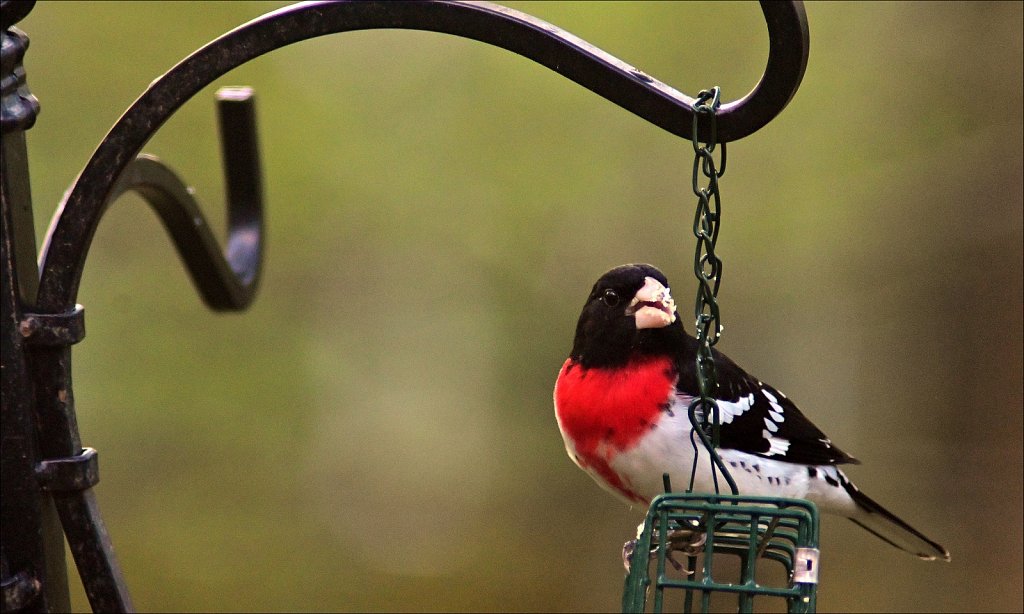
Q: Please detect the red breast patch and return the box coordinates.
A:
[554,355,677,502]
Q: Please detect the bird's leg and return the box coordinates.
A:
[623,522,706,573]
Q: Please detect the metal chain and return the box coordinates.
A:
[691,87,726,395]
[685,87,737,496]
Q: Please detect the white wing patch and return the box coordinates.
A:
[684,387,796,460]
[716,393,755,424]
[761,389,786,418]
[761,389,786,445]
[762,430,791,456]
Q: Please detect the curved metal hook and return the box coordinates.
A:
[46,88,263,311]
[38,0,807,312]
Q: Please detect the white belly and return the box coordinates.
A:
[599,402,858,516]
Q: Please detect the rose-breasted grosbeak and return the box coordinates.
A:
[554,263,950,561]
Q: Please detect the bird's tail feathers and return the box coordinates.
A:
[846,484,951,562]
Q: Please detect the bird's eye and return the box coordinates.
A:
[601,289,620,307]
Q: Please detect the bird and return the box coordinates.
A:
[553,263,950,562]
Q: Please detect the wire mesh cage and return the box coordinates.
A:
[622,493,820,614]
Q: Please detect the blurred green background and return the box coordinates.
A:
[15,1,1023,611]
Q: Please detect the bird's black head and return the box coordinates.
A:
[569,264,686,368]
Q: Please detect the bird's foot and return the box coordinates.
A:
[623,527,706,573]
[666,527,707,555]
[622,538,638,572]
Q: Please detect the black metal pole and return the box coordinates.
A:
[1,1,72,611]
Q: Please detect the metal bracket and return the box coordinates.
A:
[793,547,820,584]
[19,304,86,346]
[36,447,100,492]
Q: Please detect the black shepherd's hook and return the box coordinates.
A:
[19,2,808,611]
[36,0,808,314]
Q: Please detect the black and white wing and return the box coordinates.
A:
[676,344,859,466]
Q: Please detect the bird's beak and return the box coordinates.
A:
[625,276,677,329]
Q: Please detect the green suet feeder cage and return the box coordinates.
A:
[621,493,819,613]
